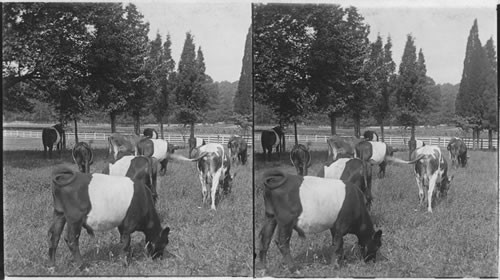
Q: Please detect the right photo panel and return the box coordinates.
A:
[253,2,498,278]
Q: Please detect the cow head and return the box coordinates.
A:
[438,175,453,198]
[146,226,170,259]
[362,230,382,262]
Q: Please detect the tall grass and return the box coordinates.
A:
[3,147,253,276]
[254,148,498,277]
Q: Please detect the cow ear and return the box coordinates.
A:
[161,227,170,240]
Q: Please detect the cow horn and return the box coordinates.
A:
[386,154,425,165]
[52,166,77,186]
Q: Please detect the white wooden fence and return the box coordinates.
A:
[252,134,497,150]
[3,130,253,147]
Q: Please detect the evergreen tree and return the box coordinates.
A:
[233,25,252,125]
[394,35,429,157]
[175,33,209,140]
[482,37,498,149]
[455,19,488,149]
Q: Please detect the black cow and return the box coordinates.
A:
[143,128,159,139]
[290,144,311,176]
[72,142,93,173]
[189,137,206,158]
[257,169,382,272]
[261,126,285,161]
[317,158,373,209]
[326,136,361,162]
[447,137,467,168]
[228,135,248,165]
[108,133,142,161]
[363,130,379,141]
[102,155,159,203]
[42,124,65,158]
[48,166,170,269]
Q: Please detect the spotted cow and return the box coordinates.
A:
[257,169,382,272]
[48,166,170,269]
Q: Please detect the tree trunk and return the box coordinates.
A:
[133,112,140,136]
[74,119,79,144]
[488,129,493,150]
[190,122,195,139]
[353,114,361,138]
[329,112,337,135]
[476,128,480,150]
[294,121,298,146]
[408,125,416,160]
[379,122,385,142]
[160,121,164,139]
[110,112,117,133]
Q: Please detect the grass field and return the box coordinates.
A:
[3,143,253,276]
[254,148,498,277]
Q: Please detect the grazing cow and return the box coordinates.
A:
[447,137,467,168]
[189,137,206,158]
[72,142,93,173]
[42,124,65,158]
[257,169,382,272]
[326,136,361,162]
[290,144,311,176]
[143,128,159,139]
[317,158,373,209]
[137,138,172,175]
[261,126,285,161]
[355,141,401,178]
[410,145,453,212]
[190,143,232,210]
[102,155,159,203]
[48,166,170,269]
[227,135,248,165]
[108,133,142,161]
[363,130,379,141]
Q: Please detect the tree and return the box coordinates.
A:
[455,19,489,149]
[394,35,429,157]
[233,26,252,116]
[174,33,209,140]
[149,34,176,138]
[253,4,315,145]
[482,37,498,150]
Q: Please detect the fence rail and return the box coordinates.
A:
[252,134,497,150]
[3,130,253,147]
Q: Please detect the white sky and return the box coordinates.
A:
[133,0,496,84]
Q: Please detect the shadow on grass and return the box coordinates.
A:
[3,148,111,170]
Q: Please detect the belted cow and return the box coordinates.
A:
[447,137,467,168]
[326,136,361,162]
[136,138,171,175]
[72,142,93,173]
[42,124,65,158]
[409,145,453,212]
[108,133,142,161]
[189,137,206,158]
[143,128,159,139]
[355,141,399,178]
[257,169,382,272]
[102,155,159,203]
[363,130,379,141]
[261,126,285,161]
[317,158,373,209]
[48,166,170,269]
[290,144,311,176]
[190,143,232,210]
[227,135,248,165]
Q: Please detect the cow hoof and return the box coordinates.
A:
[78,262,90,271]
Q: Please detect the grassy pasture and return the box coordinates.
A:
[254,148,498,277]
[3,142,253,276]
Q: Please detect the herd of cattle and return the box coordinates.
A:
[257,126,469,272]
[42,124,248,269]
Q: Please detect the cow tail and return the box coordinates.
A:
[52,166,77,186]
[107,137,112,158]
[71,147,77,164]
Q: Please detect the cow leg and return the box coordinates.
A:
[44,145,48,158]
[49,145,53,158]
[47,210,66,267]
[159,159,167,176]
[414,173,425,206]
[257,213,278,269]
[276,222,296,272]
[427,173,438,213]
[118,226,132,266]
[198,172,208,207]
[65,220,85,269]
[331,225,345,267]
[378,161,387,178]
[210,170,222,210]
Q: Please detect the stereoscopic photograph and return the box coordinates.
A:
[2,0,498,278]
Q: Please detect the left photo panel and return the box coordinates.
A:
[3,2,253,277]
